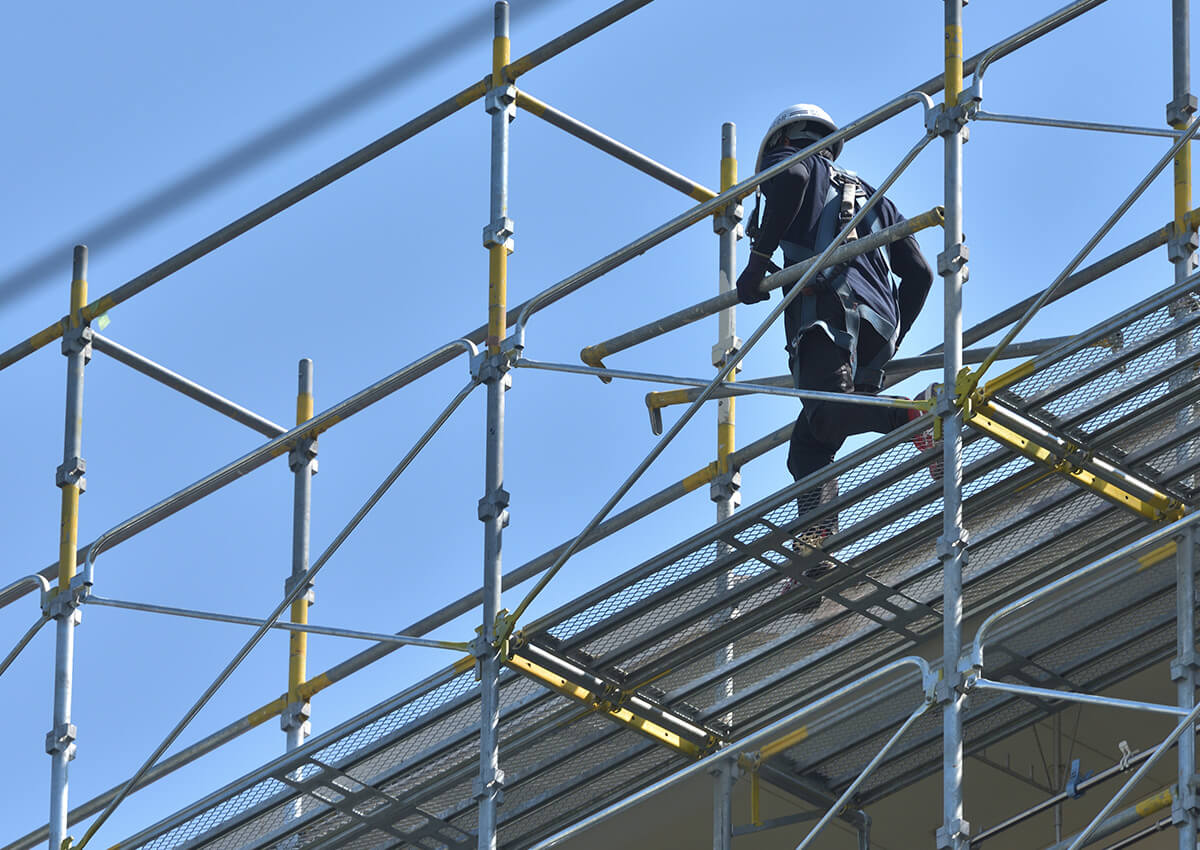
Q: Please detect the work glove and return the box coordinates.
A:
[736,252,775,305]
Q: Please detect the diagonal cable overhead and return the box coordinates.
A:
[0,0,560,310]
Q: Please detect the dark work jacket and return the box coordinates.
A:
[754,146,933,349]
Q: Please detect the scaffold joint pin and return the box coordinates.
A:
[56,456,87,493]
[287,437,318,473]
[1167,230,1199,262]
[709,470,741,506]
[478,488,511,526]
[471,350,514,386]
[45,722,77,758]
[936,818,970,849]
[472,769,506,803]
[712,202,744,237]
[482,216,515,251]
[1167,93,1198,127]
[61,324,93,360]
[937,242,969,278]
[485,83,517,118]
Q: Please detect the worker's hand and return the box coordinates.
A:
[736,253,774,305]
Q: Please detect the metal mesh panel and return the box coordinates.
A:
[314,673,478,768]
[140,779,290,850]
[495,747,683,847]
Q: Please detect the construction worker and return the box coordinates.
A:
[736,104,935,561]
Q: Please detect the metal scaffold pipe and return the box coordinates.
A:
[515,90,715,202]
[939,3,969,849]
[580,207,944,369]
[478,5,513,848]
[285,359,316,751]
[89,333,285,438]
[48,246,89,850]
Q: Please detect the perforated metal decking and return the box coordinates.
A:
[116,273,1200,850]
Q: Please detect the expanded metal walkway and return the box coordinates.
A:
[114,271,1200,850]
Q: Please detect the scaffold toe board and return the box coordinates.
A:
[108,271,1200,850]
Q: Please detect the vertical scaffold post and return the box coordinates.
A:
[284,358,317,752]
[938,3,970,850]
[711,122,741,723]
[711,759,734,850]
[1170,0,1198,286]
[1170,8,1199,847]
[713,121,741,521]
[48,246,90,850]
[1174,525,1198,849]
[478,4,515,849]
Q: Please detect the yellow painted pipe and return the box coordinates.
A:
[57,273,88,591]
[757,724,809,761]
[717,152,737,476]
[751,769,762,827]
[945,22,964,105]
[287,384,315,707]
[486,28,512,356]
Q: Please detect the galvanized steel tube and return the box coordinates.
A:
[516,90,714,202]
[941,4,969,849]
[82,596,465,649]
[1176,526,1196,850]
[578,207,944,368]
[49,247,90,850]
[285,359,316,751]
[478,6,511,849]
[90,333,284,438]
[974,111,1182,139]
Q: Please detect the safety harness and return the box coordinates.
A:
[772,162,900,391]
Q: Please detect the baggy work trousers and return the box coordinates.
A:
[787,290,909,523]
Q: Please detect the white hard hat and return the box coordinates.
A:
[755,103,841,172]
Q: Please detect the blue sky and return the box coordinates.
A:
[0,0,1192,843]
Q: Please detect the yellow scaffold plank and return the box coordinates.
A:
[965,404,1184,523]
[504,653,701,758]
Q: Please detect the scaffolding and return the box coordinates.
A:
[5,0,1200,848]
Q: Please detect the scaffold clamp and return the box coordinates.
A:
[478,488,510,527]
[709,470,741,506]
[61,324,93,361]
[482,216,515,252]
[472,769,506,804]
[1065,758,1090,798]
[56,456,87,493]
[926,102,971,140]
[712,336,742,369]
[485,83,517,119]
[1168,93,1198,127]
[1173,783,1200,825]
[470,350,514,386]
[283,572,316,606]
[712,202,744,237]
[45,722,77,759]
[288,437,318,474]
[936,531,969,565]
[280,700,312,735]
[937,242,969,280]
[1168,229,1199,263]
[42,580,85,622]
[936,818,970,849]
